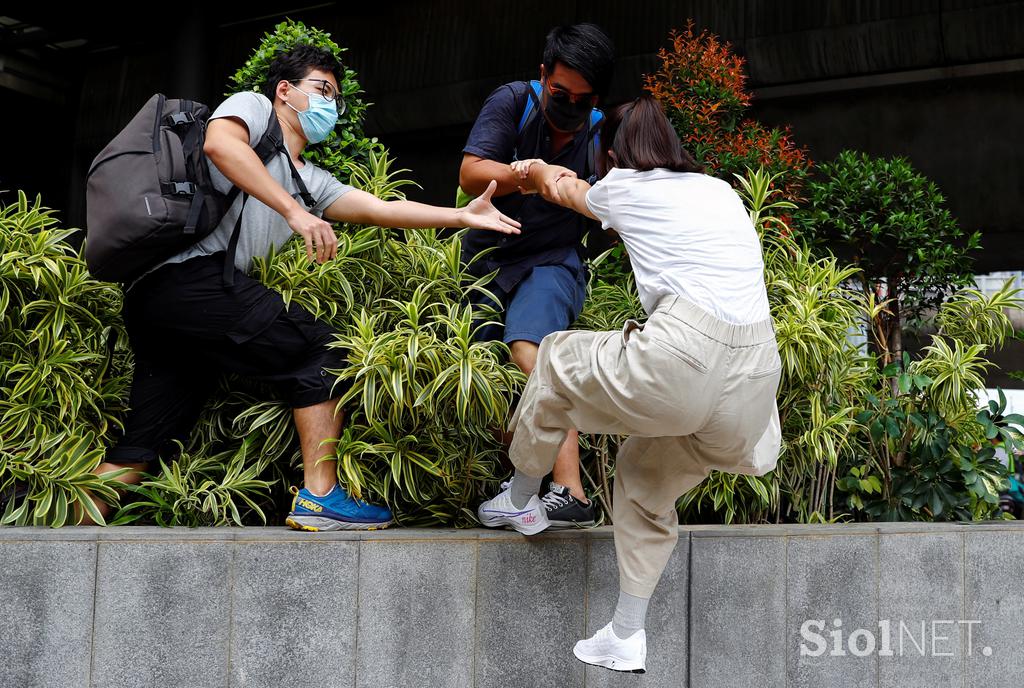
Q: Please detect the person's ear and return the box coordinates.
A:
[539,64,547,83]
[608,149,618,165]
[276,80,290,103]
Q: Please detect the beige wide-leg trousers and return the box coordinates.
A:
[508,295,782,598]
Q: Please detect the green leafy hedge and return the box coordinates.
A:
[2,20,1020,528]
[229,19,383,180]
[0,192,132,525]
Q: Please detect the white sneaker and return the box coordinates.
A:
[573,622,647,673]
[477,482,550,535]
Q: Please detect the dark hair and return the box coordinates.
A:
[599,95,703,176]
[263,44,344,101]
[542,23,615,97]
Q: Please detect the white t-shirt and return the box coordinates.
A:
[585,168,771,324]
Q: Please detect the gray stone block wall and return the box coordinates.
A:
[689,533,787,688]
[231,536,360,688]
[475,531,588,688]
[877,531,964,688]
[787,532,878,688]
[357,536,477,688]
[965,529,1024,687]
[0,533,96,688]
[1,522,1022,687]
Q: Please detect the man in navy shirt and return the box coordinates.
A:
[460,24,614,529]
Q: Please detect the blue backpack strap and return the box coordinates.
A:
[517,80,543,133]
[586,108,604,182]
[516,81,604,179]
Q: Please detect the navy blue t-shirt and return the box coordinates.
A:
[462,81,601,291]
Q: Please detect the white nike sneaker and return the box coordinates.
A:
[573,622,647,673]
[477,482,550,535]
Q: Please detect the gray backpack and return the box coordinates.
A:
[85,93,313,284]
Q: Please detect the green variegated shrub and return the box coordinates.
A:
[3,19,1020,528]
[0,192,131,526]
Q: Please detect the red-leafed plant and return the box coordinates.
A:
[645,22,810,201]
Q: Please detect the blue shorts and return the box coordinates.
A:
[471,251,588,345]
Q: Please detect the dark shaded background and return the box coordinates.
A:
[2,0,1022,273]
[1,1,1021,274]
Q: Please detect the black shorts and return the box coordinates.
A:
[106,253,348,466]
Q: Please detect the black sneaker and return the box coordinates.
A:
[542,482,596,529]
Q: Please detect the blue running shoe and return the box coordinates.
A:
[286,485,393,531]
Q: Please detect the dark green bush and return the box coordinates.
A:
[796,150,982,362]
[229,19,384,180]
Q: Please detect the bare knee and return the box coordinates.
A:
[95,462,148,485]
[509,340,538,375]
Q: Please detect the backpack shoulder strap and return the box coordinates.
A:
[220,109,303,209]
[586,107,604,182]
[176,100,209,235]
[255,111,316,208]
[223,109,317,287]
[517,80,543,134]
[512,80,544,163]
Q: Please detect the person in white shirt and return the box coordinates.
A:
[477,94,782,673]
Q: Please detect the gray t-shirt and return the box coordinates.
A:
[157,91,353,275]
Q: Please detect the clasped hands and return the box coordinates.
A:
[511,158,576,204]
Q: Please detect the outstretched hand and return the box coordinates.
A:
[458,180,522,234]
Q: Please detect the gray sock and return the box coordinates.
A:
[612,590,650,639]
[508,470,543,509]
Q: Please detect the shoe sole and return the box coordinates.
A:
[547,519,597,530]
[572,647,646,673]
[286,515,393,532]
[477,511,551,536]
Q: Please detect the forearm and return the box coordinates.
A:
[553,177,596,218]
[460,155,521,197]
[206,138,304,220]
[327,181,519,235]
[371,199,466,229]
[525,162,597,220]
[326,190,462,228]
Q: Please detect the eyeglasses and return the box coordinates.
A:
[290,78,347,114]
[544,80,596,104]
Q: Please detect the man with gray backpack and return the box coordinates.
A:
[84,45,520,529]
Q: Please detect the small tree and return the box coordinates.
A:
[798,150,981,366]
[644,21,810,202]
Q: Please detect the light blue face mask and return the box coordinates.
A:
[286,85,338,144]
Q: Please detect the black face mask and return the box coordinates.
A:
[543,91,592,132]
